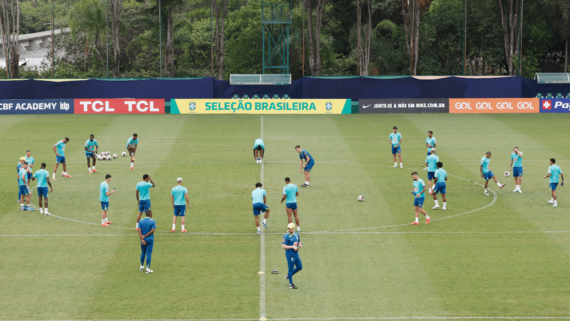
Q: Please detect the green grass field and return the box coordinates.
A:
[1,114,570,320]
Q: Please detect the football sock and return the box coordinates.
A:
[131,162,134,167]
[104,218,109,223]
[550,197,554,202]
[182,225,185,230]
[257,227,261,232]
[20,203,24,208]
[554,200,558,206]
[415,217,419,223]
[485,189,488,193]
[45,207,48,213]
[394,162,397,166]
[434,200,439,206]
[40,208,44,214]
[443,202,446,208]
[92,166,95,170]
[297,226,301,232]
[263,218,267,224]
[172,224,175,230]
[400,163,403,168]
[426,214,430,219]
[136,223,139,229]
[497,182,502,187]
[102,219,106,224]
[305,181,309,185]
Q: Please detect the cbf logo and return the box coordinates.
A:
[325,101,333,112]
[189,102,196,112]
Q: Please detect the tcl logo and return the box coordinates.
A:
[74,99,165,114]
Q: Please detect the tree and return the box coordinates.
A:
[0,0,21,78]
[68,0,106,71]
[109,0,122,77]
[212,0,229,79]
[306,0,328,76]
[497,0,521,75]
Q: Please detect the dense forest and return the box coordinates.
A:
[0,0,569,79]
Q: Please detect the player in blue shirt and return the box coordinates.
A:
[252,182,271,234]
[138,212,156,273]
[431,162,447,210]
[171,177,190,233]
[136,174,155,230]
[424,148,439,193]
[32,163,53,215]
[18,162,35,211]
[254,138,265,163]
[17,157,27,202]
[410,172,430,225]
[282,222,302,289]
[127,133,138,169]
[52,137,71,180]
[424,131,436,170]
[85,134,99,174]
[509,147,523,193]
[545,158,564,208]
[480,151,505,196]
[100,174,115,226]
[281,177,301,232]
[25,150,35,195]
[389,126,403,168]
[295,145,314,188]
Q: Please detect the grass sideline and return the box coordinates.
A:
[0,114,569,319]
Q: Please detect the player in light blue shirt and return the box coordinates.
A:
[25,150,35,187]
[295,145,315,187]
[432,162,447,210]
[389,126,403,168]
[545,158,564,208]
[423,131,436,170]
[281,177,301,232]
[509,147,523,193]
[100,174,115,226]
[252,182,271,234]
[171,177,190,233]
[18,162,34,211]
[138,212,156,273]
[410,172,429,225]
[32,163,53,215]
[480,151,505,196]
[282,222,302,289]
[127,133,138,169]
[424,149,439,192]
[85,134,99,174]
[136,174,155,230]
[52,137,71,179]
[254,138,265,163]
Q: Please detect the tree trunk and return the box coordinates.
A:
[361,0,371,76]
[306,0,315,75]
[497,0,520,75]
[212,0,228,80]
[565,37,568,72]
[109,0,122,77]
[412,0,420,75]
[165,7,174,77]
[356,0,360,75]
[313,0,327,76]
[400,0,411,57]
[1,0,20,78]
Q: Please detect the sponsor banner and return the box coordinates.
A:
[359,99,449,113]
[170,99,352,114]
[450,98,539,113]
[539,98,570,113]
[0,99,74,114]
[74,99,165,114]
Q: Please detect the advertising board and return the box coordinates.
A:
[449,99,539,113]
[359,99,448,113]
[170,99,352,114]
[74,99,164,114]
[0,99,74,114]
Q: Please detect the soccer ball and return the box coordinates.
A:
[358,195,364,202]
[97,154,102,160]
[106,155,111,160]
[106,151,110,156]
[504,171,510,177]
[113,154,118,159]
[122,151,127,157]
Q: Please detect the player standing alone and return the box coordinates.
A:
[127,134,138,169]
[282,223,302,289]
[100,174,115,226]
[252,182,271,234]
[53,137,71,179]
[85,134,99,174]
[431,162,447,210]
[424,131,436,170]
[138,211,156,273]
[480,151,505,195]
[281,177,301,232]
[171,177,190,233]
[136,174,155,230]
[410,172,429,225]
[389,126,403,168]
[509,147,523,193]
[295,145,314,187]
[545,158,564,208]
[32,163,53,215]
[254,139,265,163]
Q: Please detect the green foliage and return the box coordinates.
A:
[19,0,69,34]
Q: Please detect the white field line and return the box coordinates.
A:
[259,115,266,321]
[5,316,570,321]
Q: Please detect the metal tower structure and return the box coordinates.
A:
[261,0,292,74]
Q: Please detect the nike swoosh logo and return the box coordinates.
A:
[362,105,371,108]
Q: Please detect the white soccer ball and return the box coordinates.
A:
[122,151,127,157]
[113,154,118,159]
[61,172,65,177]
[97,154,102,160]
[504,171,510,177]
[106,155,111,160]
[358,195,364,202]
[106,151,110,156]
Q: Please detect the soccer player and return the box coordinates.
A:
[389,126,403,168]
[480,151,505,196]
[410,172,429,225]
[252,182,271,234]
[127,133,138,169]
[254,138,265,163]
[52,137,71,179]
[281,177,301,232]
[85,134,99,174]
[432,162,447,210]
[509,147,523,193]
[171,177,190,233]
[138,211,156,273]
[17,157,26,202]
[295,145,314,187]
[25,150,35,194]
[545,158,564,208]
[32,163,53,215]
[18,162,35,211]
[424,131,436,170]
[136,174,155,230]
[100,174,115,226]
[425,148,439,192]
[282,222,302,289]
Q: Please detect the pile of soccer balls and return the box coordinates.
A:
[97,152,118,160]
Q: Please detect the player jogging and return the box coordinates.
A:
[100,174,115,226]
[32,163,53,215]
[509,147,523,193]
[432,162,447,210]
[545,158,564,208]
[252,182,271,234]
[480,151,505,195]
[138,211,156,273]
[282,222,302,289]
[389,126,403,168]
[425,148,439,193]
[281,177,301,232]
[53,137,71,179]
[424,131,436,170]
[85,134,99,174]
[295,145,314,187]
[136,174,155,230]
[25,150,35,195]
[18,162,35,211]
[410,172,429,225]
[254,139,265,163]
[127,134,138,169]
[171,177,190,233]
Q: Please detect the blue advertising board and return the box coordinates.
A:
[0,99,74,114]
[539,98,570,113]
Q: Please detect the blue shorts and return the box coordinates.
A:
[391,145,401,154]
[414,197,425,207]
[101,201,109,210]
[427,151,436,156]
[253,144,265,150]
[433,182,446,194]
[139,199,151,212]
[286,202,298,210]
[304,161,314,172]
[550,183,558,191]
[27,172,32,179]
[513,167,523,177]
[86,151,95,158]
[38,187,49,197]
[253,203,269,215]
[174,205,186,216]
[56,156,66,164]
[19,185,29,196]
[427,172,435,180]
[483,171,494,181]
